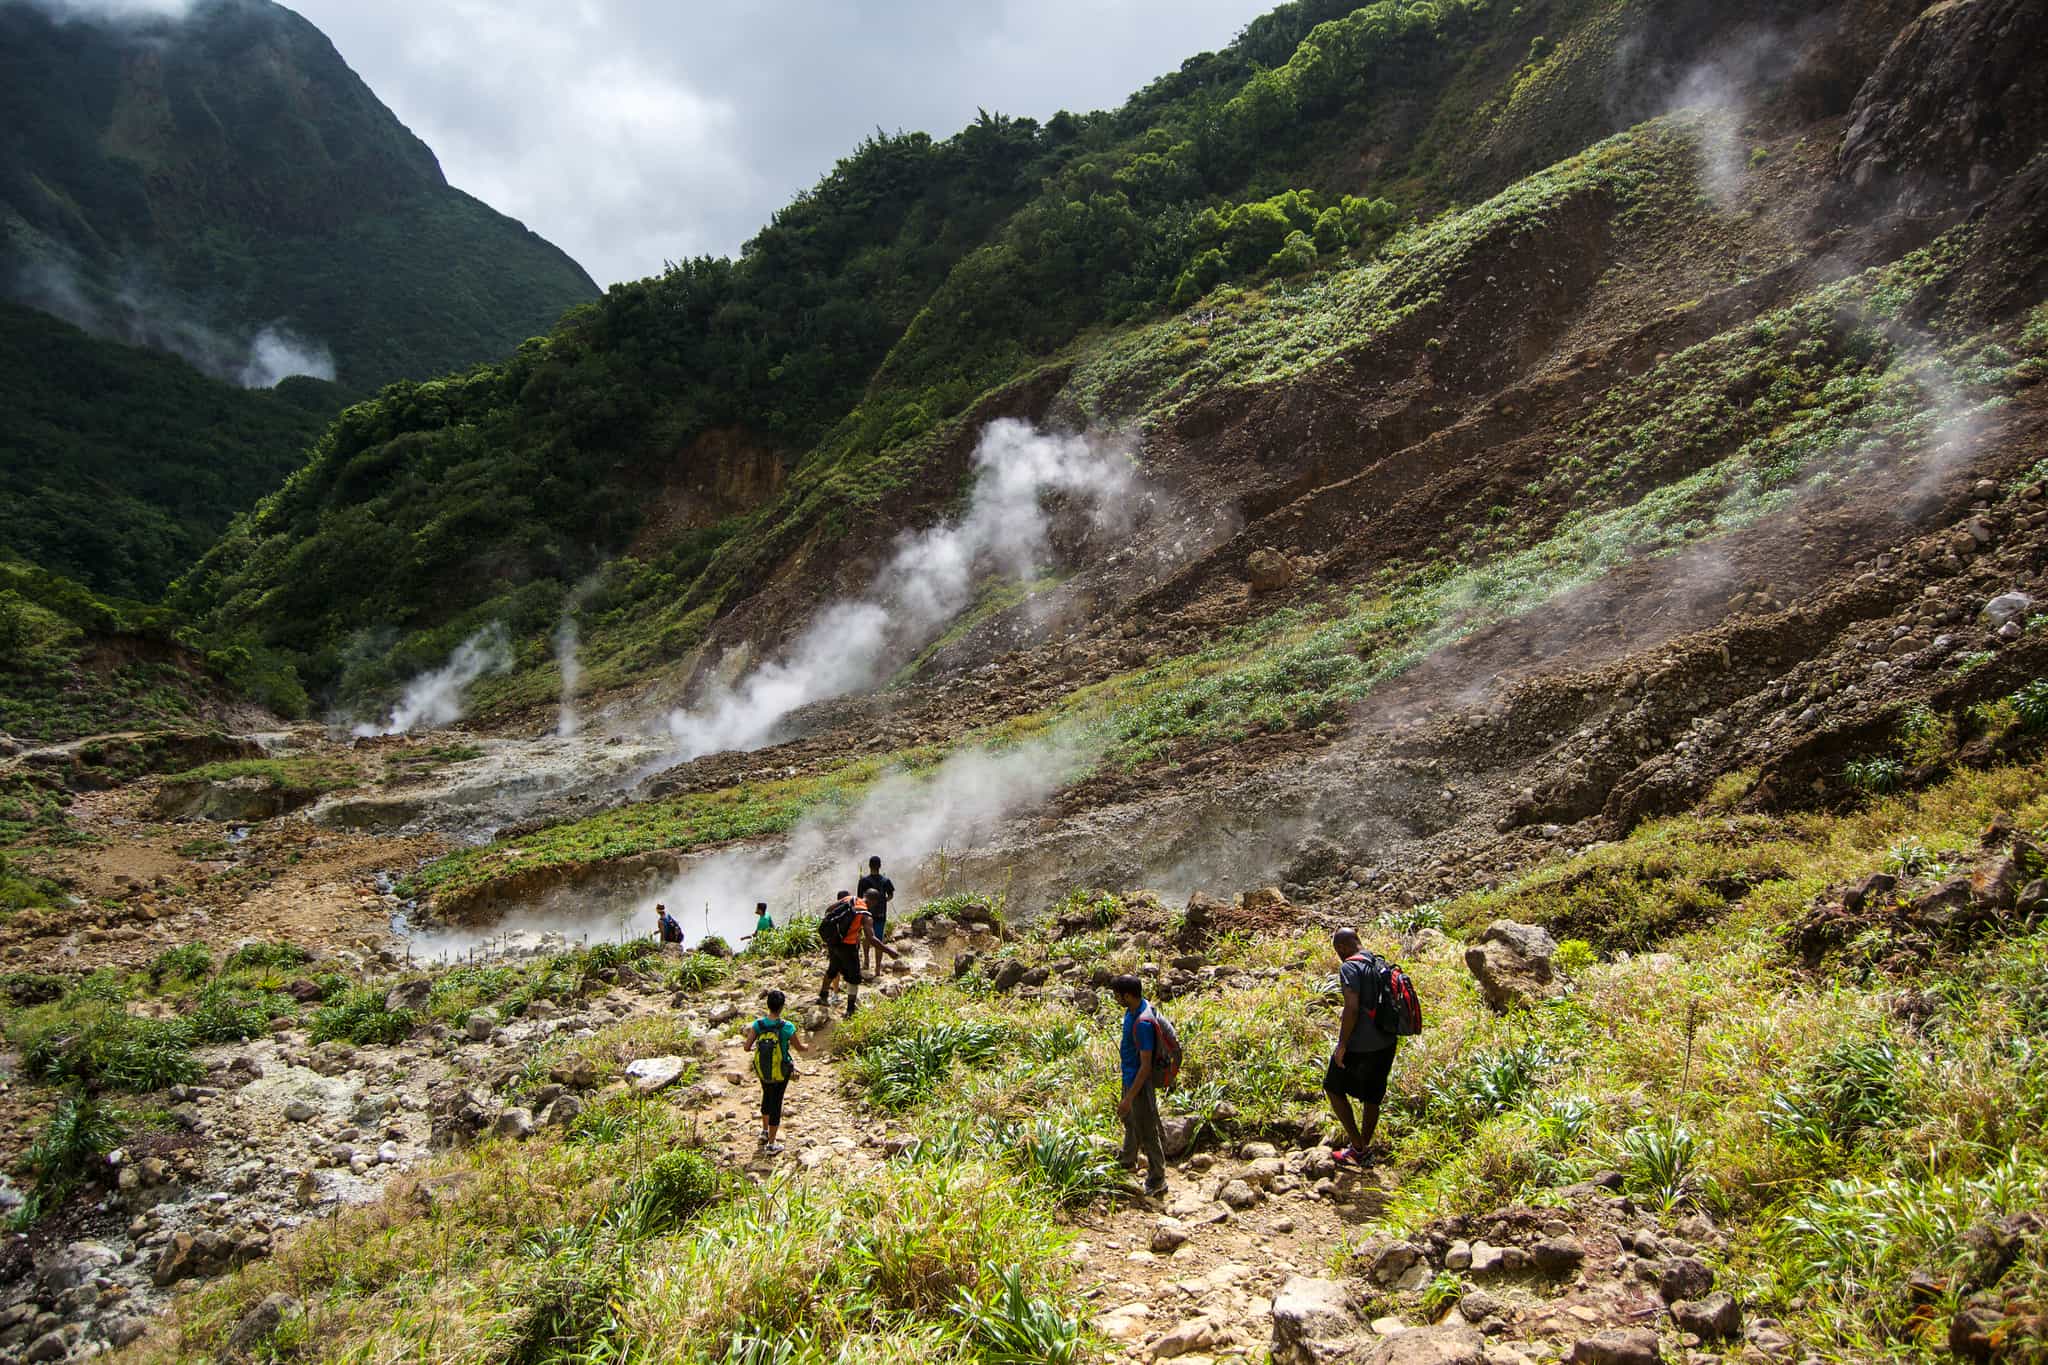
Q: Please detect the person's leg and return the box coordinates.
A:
[1135,1083,1168,1191]
[1118,1096,1140,1171]
[762,1081,787,1151]
[1324,1054,1364,1149]
[1356,1043,1395,1154]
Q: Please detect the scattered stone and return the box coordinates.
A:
[1097,1304,1153,1343]
[40,1241,119,1293]
[1218,1179,1259,1210]
[1659,1256,1714,1303]
[1463,921,1561,1011]
[1566,1328,1661,1365]
[624,1056,689,1094]
[1531,1235,1586,1275]
[226,1293,301,1354]
[491,1107,535,1141]
[1671,1292,1742,1341]
[464,1009,499,1042]
[1271,1276,1359,1365]
[1982,592,2034,627]
[1151,1218,1192,1254]
[706,1002,740,1025]
[1151,1313,1227,1359]
[1360,1324,1488,1365]
[384,978,432,1012]
[1468,1242,1507,1276]
[1247,548,1298,594]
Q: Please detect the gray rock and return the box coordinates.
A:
[1983,592,2034,627]
[491,1107,535,1141]
[384,978,432,1012]
[1370,1241,1422,1286]
[464,1009,499,1042]
[1567,1328,1661,1365]
[1463,920,1561,1011]
[991,960,1029,992]
[283,1100,318,1123]
[1672,1292,1742,1341]
[226,1293,301,1354]
[624,1056,688,1094]
[24,1329,71,1363]
[1458,1289,1504,1322]
[1151,1217,1192,1253]
[103,1316,149,1348]
[1219,1179,1259,1209]
[1532,1235,1586,1274]
[1659,1255,1714,1303]
[1467,1241,1507,1276]
[1270,1276,1359,1365]
[1358,1324,1488,1365]
[544,1095,584,1128]
[1160,1115,1198,1159]
[39,1240,118,1293]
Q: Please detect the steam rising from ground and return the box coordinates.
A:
[18,0,192,20]
[11,261,336,388]
[410,730,1098,958]
[554,615,584,738]
[661,420,1143,761]
[352,626,512,738]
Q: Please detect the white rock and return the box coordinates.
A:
[624,1056,688,1094]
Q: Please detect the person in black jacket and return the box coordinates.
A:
[855,855,894,975]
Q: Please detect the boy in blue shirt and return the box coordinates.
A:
[1110,974,1169,1197]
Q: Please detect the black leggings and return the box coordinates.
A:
[760,1081,788,1124]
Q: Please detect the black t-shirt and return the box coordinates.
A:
[856,872,894,919]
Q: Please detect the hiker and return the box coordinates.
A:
[740,901,773,944]
[818,890,898,1018]
[1326,927,1398,1166]
[743,989,807,1153]
[1109,974,1169,1197]
[856,855,894,975]
[653,903,684,948]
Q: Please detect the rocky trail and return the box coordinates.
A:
[2,900,1798,1365]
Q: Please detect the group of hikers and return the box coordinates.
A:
[657,861,1421,1187]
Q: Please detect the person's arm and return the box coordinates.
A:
[1335,985,1358,1066]
[1120,1041,1154,1117]
[864,921,900,959]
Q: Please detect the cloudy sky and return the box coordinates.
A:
[281,0,1276,287]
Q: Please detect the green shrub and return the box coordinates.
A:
[1425,1042,1557,1132]
[950,1267,1084,1364]
[1553,939,1597,975]
[2011,680,2048,732]
[747,917,820,959]
[624,1149,723,1235]
[1764,1037,1901,1153]
[222,941,313,974]
[1015,1117,1117,1207]
[1616,1118,1715,1212]
[1378,903,1446,934]
[1881,837,1949,878]
[1843,756,1906,795]
[18,1005,200,1091]
[145,942,212,989]
[13,1093,124,1226]
[186,984,290,1043]
[669,953,730,992]
[309,987,417,1046]
[849,1017,1016,1111]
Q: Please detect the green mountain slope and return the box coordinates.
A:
[187,0,1814,707]
[0,0,599,392]
[0,302,334,601]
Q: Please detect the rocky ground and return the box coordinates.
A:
[1,899,1823,1365]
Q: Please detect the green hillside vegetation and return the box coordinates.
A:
[178,0,1713,709]
[0,0,597,392]
[0,559,243,743]
[0,303,334,599]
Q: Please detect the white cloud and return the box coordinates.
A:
[284,0,1276,284]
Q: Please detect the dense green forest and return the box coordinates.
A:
[0,302,334,600]
[0,0,597,391]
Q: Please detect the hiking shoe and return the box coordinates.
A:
[1143,1180,1168,1198]
[1331,1146,1362,1167]
[763,1142,784,1155]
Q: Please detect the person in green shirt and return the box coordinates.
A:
[743,989,806,1153]
[740,902,774,948]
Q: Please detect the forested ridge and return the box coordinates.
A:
[179,0,1708,709]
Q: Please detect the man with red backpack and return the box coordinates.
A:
[817,890,898,1018]
[1326,927,1420,1166]
[1110,974,1177,1198]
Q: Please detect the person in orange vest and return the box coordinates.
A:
[817,889,898,1018]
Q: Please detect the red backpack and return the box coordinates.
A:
[1137,1003,1184,1091]
[1347,953,1424,1036]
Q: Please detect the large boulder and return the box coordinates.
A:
[1463,920,1561,1011]
[1270,1276,1360,1364]
[1360,1325,1488,1365]
[1567,1328,1661,1365]
[1833,0,2048,217]
[1247,548,1299,594]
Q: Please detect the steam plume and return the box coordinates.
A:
[11,261,336,388]
[555,614,584,738]
[662,420,1143,762]
[410,730,1097,957]
[352,626,512,738]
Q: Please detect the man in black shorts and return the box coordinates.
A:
[855,855,894,976]
[1326,927,1398,1165]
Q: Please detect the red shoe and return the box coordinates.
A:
[1332,1146,1361,1166]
